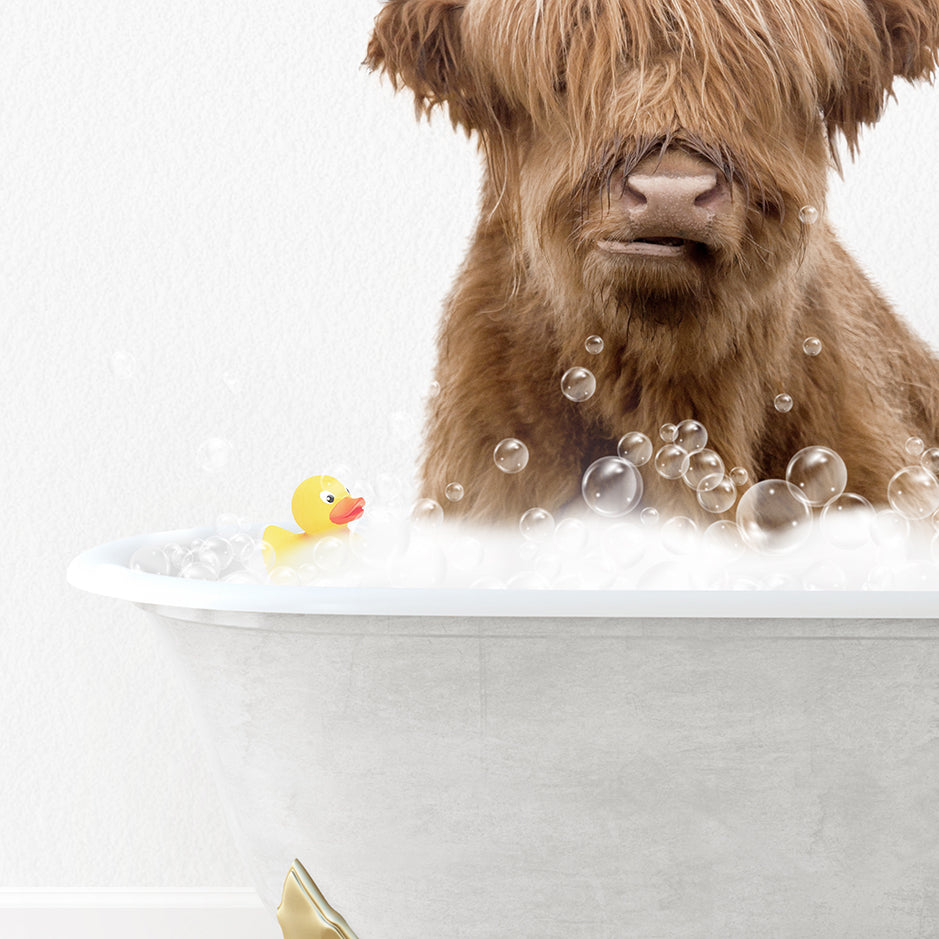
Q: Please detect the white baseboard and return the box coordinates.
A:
[0,891,282,939]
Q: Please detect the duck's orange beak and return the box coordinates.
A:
[328,496,365,526]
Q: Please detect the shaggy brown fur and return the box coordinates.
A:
[366,0,939,522]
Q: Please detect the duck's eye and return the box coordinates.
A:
[320,491,336,505]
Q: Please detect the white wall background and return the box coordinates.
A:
[2,0,939,902]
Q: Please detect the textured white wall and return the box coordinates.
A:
[2,0,939,893]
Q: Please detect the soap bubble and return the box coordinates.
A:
[871,509,909,549]
[704,520,745,559]
[730,466,749,487]
[640,507,660,526]
[560,367,596,402]
[697,475,737,513]
[921,448,939,474]
[683,449,725,490]
[581,456,643,517]
[659,423,678,442]
[163,542,188,573]
[675,419,708,454]
[604,523,644,568]
[180,561,218,581]
[887,465,939,519]
[661,516,698,555]
[494,438,529,474]
[820,493,875,548]
[803,337,823,356]
[109,349,136,379]
[312,535,347,572]
[798,205,819,224]
[555,517,588,553]
[520,507,555,542]
[269,565,300,586]
[736,478,813,554]
[427,380,441,398]
[617,431,653,466]
[198,437,232,474]
[786,446,847,507]
[227,532,256,565]
[445,482,465,502]
[198,535,234,573]
[905,436,925,457]
[585,335,604,354]
[774,394,793,413]
[410,497,444,528]
[129,546,170,575]
[654,444,690,479]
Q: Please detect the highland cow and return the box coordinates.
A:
[366,0,939,523]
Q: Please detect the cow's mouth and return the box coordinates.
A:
[596,237,704,258]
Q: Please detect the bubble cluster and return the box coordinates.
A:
[560,367,597,402]
[581,456,643,517]
[494,438,529,474]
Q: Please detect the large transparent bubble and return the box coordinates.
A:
[786,446,847,507]
[736,478,813,554]
[581,456,643,517]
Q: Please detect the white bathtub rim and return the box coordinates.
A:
[67,529,939,620]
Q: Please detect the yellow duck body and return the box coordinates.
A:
[263,475,365,570]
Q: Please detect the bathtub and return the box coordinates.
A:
[69,528,939,938]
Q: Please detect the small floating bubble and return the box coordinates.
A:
[655,443,690,479]
[786,446,847,507]
[774,393,793,413]
[736,478,813,555]
[640,507,660,526]
[798,205,819,224]
[617,431,653,466]
[581,456,643,517]
[887,465,939,519]
[585,335,604,354]
[697,475,737,513]
[683,449,725,491]
[520,507,555,543]
[922,447,939,474]
[445,482,465,502]
[494,437,529,474]
[675,419,707,454]
[560,367,597,402]
[802,336,822,356]
[659,423,678,443]
[905,436,925,457]
[410,497,444,528]
[661,516,699,555]
[730,466,749,487]
[198,437,232,474]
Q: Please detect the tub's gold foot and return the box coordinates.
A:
[277,859,360,939]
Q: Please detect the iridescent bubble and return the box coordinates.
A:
[198,437,232,474]
[786,446,847,507]
[129,546,170,575]
[640,507,660,526]
[683,449,725,491]
[617,431,653,466]
[675,419,708,454]
[661,516,699,555]
[871,509,910,549]
[922,448,939,474]
[445,482,465,502]
[887,465,939,519]
[585,335,604,354]
[802,336,823,356]
[560,367,597,402]
[730,466,749,487]
[654,444,690,479]
[520,506,555,543]
[820,492,875,548]
[774,393,793,413]
[604,522,644,568]
[494,438,529,474]
[659,423,678,443]
[410,497,444,528]
[581,456,643,517]
[736,478,813,555]
[697,475,737,513]
[905,436,925,457]
[798,205,819,224]
[313,535,347,573]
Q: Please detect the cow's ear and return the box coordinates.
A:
[824,0,939,151]
[366,0,498,131]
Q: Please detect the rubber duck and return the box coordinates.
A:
[263,475,365,569]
